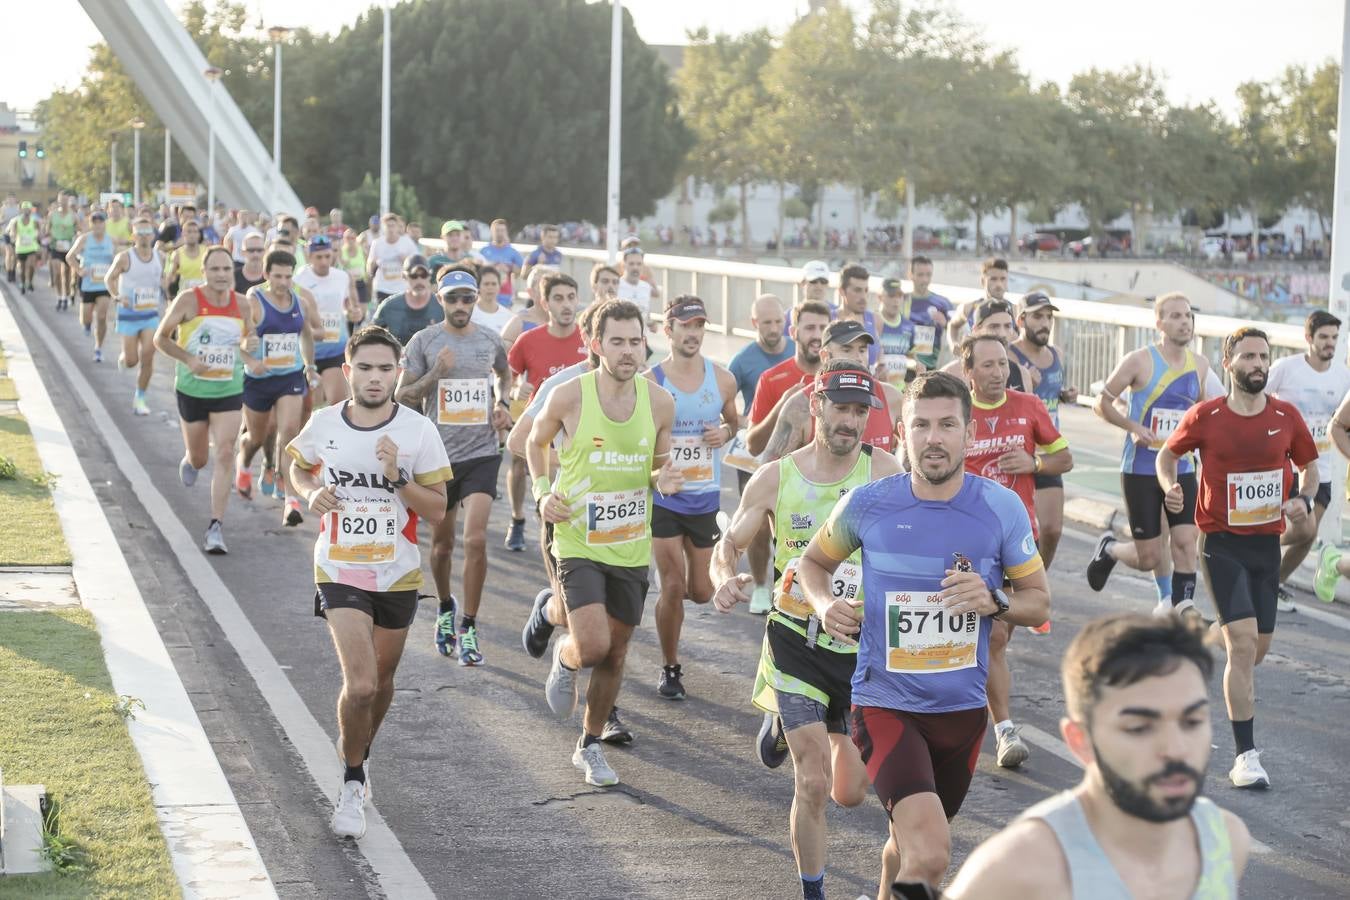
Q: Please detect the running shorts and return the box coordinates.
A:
[1199,530,1281,634]
[315,353,345,373]
[1033,472,1063,490]
[850,705,987,820]
[651,505,721,549]
[176,389,243,423]
[1287,479,1331,510]
[737,468,752,492]
[243,369,307,413]
[314,582,418,630]
[16,251,35,263]
[556,557,647,627]
[115,314,159,337]
[444,453,499,507]
[81,289,110,305]
[753,616,855,734]
[1123,471,1198,540]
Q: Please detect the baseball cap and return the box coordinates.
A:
[90,210,106,220]
[19,201,32,210]
[402,253,431,276]
[974,299,1015,326]
[666,297,708,323]
[814,368,882,409]
[823,319,876,346]
[437,270,478,295]
[622,245,643,259]
[801,260,830,283]
[1018,291,1059,314]
[369,215,380,226]
[307,234,333,253]
[440,219,466,236]
[881,277,904,295]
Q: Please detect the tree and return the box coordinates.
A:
[1275,61,1337,240]
[339,173,425,229]
[1231,79,1296,241]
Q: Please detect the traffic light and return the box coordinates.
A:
[35,145,45,159]
[17,140,27,158]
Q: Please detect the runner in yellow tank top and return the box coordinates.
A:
[526,299,679,787]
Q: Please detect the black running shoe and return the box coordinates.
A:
[657,664,686,700]
[600,706,634,745]
[1086,532,1118,592]
[521,588,555,659]
[756,713,789,768]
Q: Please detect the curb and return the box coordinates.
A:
[0,288,275,898]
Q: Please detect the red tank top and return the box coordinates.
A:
[194,285,242,320]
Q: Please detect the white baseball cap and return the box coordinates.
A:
[801,260,830,282]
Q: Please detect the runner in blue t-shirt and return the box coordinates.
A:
[481,218,525,304]
[904,256,952,369]
[728,294,795,411]
[798,370,1049,894]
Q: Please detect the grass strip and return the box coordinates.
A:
[0,412,70,566]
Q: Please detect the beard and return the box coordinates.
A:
[911,449,962,485]
[1028,328,1050,347]
[1095,743,1204,823]
[353,386,389,408]
[822,422,860,456]
[1233,369,1266,394]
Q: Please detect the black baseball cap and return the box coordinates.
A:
[666,297,708,322]
[403,253,431,276]
[881,277,904,295]
[974,299,1015,326]
[1018,291,1059,314]
[823,319,876,346]
[814,368,882,408]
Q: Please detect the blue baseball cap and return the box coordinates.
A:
[307,234,333,253]
[437,270,478,295]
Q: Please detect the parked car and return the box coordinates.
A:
[1019,232,1061,253]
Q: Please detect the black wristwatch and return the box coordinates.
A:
[390,467,410,489]
[990,587,1010,620]
[1301,494,1314,514]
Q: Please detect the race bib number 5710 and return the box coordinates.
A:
[886,587,978,674]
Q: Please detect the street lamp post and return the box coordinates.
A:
[379,2,391,218]
[109,139,118,194]
[130,117,145,205]
[605,0,623,263]
[164,129,171,205]
[268,25,290,214]
[204,66,222,214]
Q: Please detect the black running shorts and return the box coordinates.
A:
[176,390,244,423]
[1123,471,1198,540]
[444,453,499,507]
[556,557,647,627]
[651,505,721,548]
[1199,530,1281,634]
[314,582,419,630]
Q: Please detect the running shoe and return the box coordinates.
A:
[572,740,619,787]
[1229,749,1270,789]
[756,713,789,768]
[1275,585,1297,614]
[132,394,150,416]
[521,588,555,659]
[331,780,368,838]
[1028,619,1051,636]
[116,353,128,370]
[545,640,578,717]
[1086,533,1117,592]
[600,707,634,745]
[995,724,1029,769]
[434,598,457,657]
[83,323,92,337]
[260,466,277,498]
[658,664,686,701]
[203,521,228,555]
[335,742,372,806]
[234,467,253,500]
[283,497,304,526]
[179,456,198,488]
[1315,544,1342,603]
[92,348,102,363]
[748,585,772,616]
[1151,598,1173,619]
[504,518,526,552]
[457,625,483,667]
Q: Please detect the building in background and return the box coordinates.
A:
[0,103,55,205]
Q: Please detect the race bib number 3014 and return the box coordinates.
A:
[886,587,978,674]
[437,378,491,426]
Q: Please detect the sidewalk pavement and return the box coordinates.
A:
[0,286,275,898]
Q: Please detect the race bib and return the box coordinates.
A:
[1226,469,1283,527]
[912,325,936,357]
[886,587,979,674]
[1306,414,1331,453]
[320,310,345,344]
[328,502,398,565]
[585,488,647,546]
[52,239,71,252]
[881,353,911,386]
[671,434,715,485]
[723,429,759,473]
[383,268,404,282]
[195,342,236,382]
[132,287,160,311]
[88,264,108,284]
[182,278,205,290]
[437,378,491,426]
[775,557,861,620]
[1149,407,1184,446]
[263,332,300,371]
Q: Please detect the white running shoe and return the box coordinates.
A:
[336,742,372,806]
[1229,749,1270,789]
[179,456,198,488]
[203,520,228,555]
[331,780,368,838]
[545,639,578,718]
[572,741,619,787]
[995,724,1030,768]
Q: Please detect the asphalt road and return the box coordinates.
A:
[6,277,1350,899]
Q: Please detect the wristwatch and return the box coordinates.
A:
[1301,494,1314,514]
[390,467,410,489]
[990,588,1010,620]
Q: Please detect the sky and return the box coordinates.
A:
[0,0,1340,117]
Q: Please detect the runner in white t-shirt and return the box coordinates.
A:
[1267,309,1350,610]
[366,213,421,300]
[469,266,514,334]
[286,326,452,841]
[616,245,659,332]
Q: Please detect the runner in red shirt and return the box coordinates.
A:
[745,300,832,455]
[961,333,1073,771]
[1160,326,1317,791]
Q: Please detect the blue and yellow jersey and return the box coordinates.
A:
[1122,346,1200,475]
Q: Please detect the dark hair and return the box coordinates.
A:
[1306,309,1341,338]
[279,215,300,230]
[664,293,701,312]
[578,301,601,340]
[476,265,501,285]
[593,298,644,339]
[1063,613,1213,723]
[793,299,833,325]
[543,273,578,301]
[904,371,972,423]
[981,257,1009,275]
[911,255,934,270]
[541,224,560,234]
[265,249,296,273]
[591,263,620,284]
[838,263,869,290]
[1223,326,1269,360]
[960,333,1008,371]
[345,325,403,363]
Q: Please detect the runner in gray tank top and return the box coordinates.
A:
[942,614,1250,900]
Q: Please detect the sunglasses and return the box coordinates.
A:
[442,291,477,304]
[407,271,431,280]
[245,247,265,253]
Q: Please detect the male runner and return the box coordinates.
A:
[876,278,918,388]
[104,198,132,248]
[45,194,78,309]
[235,233,268,293]
[798,370,1049,897]
[470,267,514,334]
[338,228,368,315]
[833,264,879,366]
[236,249,321,525]
[712,361,901,900]
[223,208,258,263]
[366,213,420,302]
[397,267,512,666]
[520,223,563,285]
[528,299,679,786]
[1161,326,1316,789]
[499,268,555,347]
[154,246,259,553]
[287,325,452,840]
[947,257,1008,346]
[616,246,659,330]
[6,202,41,295]
[745,301,832,456]
[505,273,588,552]
[480,218,524,302]
[0,194,17,282]
[904,256,951,370]
[939,300,1032,391]
[66,208,116,361]
[1089,292,1211,616]
[945,613,1249,899]
[962,333,1072,768]
[371,254,443,347]
[104,216,165,415]
[589,263,620,307]
[1264,309,1350,611]
[785,260,832,333]
[440,220,486,268]
[647,295,739,700]
[164,217,207,296]
[1009,291,1079,570]
[295,234,364,406]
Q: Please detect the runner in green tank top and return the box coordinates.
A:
[45,194,79,308]
[711,360,903,900]
[526,299,679,788]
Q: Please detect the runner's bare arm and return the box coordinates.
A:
[760,392,809,464]
[1332,392,1350,461]
[376,435,448,525]
[526,379,578,484]
[104,250,130,301]
[394,336,441,407]
[298,293,320,367]
[1223,808,1252,881]
[710,464,778,610]
[162,250,178,290]
[1094,351,1150,438]
[1155,445,1184,512]
[1002,564,1050,627]
[649,386,677,488]
[702,366,740,448]
[1037,445,1073,476]
[943,819,1068,899]
[64,234,85,272]
[798,539,858,644]
[153,293,201,367]
[883,383,906,445]
[746,383,800,455]
[345,276,362,320]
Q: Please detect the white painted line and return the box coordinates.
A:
[1284,602,1350,633]
[6,295,435,898]
[0,290,274,897]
